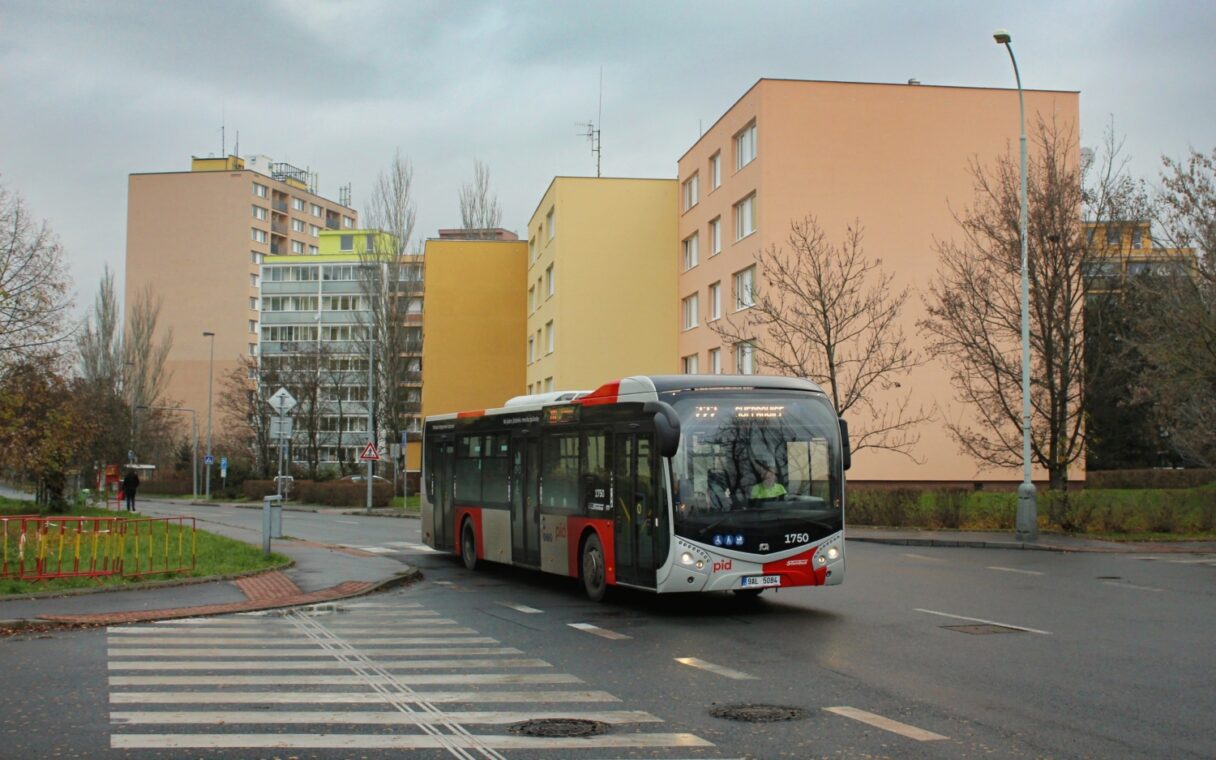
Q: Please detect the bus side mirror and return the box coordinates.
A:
[839,418,852,471]
[643,401,682,458]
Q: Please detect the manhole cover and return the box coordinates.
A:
[943,624,1022,635]
[710,704,806,722]
[508,718,610,737]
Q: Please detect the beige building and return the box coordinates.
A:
[125,155,356,443]
[675,79,1080,484]
[524,177,679,394]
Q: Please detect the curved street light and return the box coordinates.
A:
[203,331,216,500]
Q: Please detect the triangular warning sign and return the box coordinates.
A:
[359,442,381,461]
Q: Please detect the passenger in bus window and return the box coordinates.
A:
[750,467,787,500]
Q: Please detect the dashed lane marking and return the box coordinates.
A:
[336,520,361,525]
[568,622,631,640]
[987,566,1045,576]
[824,706,948,742]
[674,657,757,680]
[914,608,1051,636]
[497,602,543,614]
[1102,580,1165,593]
[902,553,947,562]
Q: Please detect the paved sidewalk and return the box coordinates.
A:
[848,526,1216,554]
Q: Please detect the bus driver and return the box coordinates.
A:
[750,466,787,500]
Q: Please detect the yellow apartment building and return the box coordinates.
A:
[126,155,356,444]
[524,177,679,394]
[1083,220,1197,294]
[421,236,528,419]
[675,79,1080,485]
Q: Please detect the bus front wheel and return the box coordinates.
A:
[580,533,607,602]
[461,520,479,571]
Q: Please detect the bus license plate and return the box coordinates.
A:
[740,575,781,588]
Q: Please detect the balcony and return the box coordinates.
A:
[273,200,288,213]
[271,221,287,234]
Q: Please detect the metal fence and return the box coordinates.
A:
[0,515,196,581]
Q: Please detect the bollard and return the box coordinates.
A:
[262,495,283,555]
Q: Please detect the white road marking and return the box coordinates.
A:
[336,520,361,525]
[385,541,439,552]
[109,658,551,671]
[497,602,543,614]
[109,646,523,658]
[914,608,1051,635]
[568,622,631,640]
[1166,557,1216,565]
[107,634,487,645]
[902,553,947,562]
[109,673,582,686]
[356,546,395,554]
[825,706,948,741]
[110,709,660,725]
[110,690,622,704]
[987,566,1045,576]
[111,733,712,750]
[674,657,757,680]
[110,621,458,634]
[1103,580,1164,593]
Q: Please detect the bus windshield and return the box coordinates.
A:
[664,389,843,553]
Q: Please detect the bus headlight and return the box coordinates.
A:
[827,546,840,561]
[681,552,694,565]
[816,554,827,566]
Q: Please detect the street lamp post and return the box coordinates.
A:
[138,405,198,499]
[994,29,1037,541]
[203,331,216,500]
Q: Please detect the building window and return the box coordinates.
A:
[308,245,319,255]
[546,207,556,240]
[251,228,267,244]
[364,234,376,252]
[292,219,305,233]
[709,281,721,320]
[527,336,535,364]
[249,297,258,310]
[710,217,721,255]
[735,121,756,170]
[545,320,555,354]
[735,193,756,240]
[1106,225,1120,246]
[709,347,722,374]
[710,152,721,189]
[528,237,536,262]
[735,265,756,310]
[250,274,259,287]
[682,293,699,330]
[544,377,554,392]
[291,240,304,254]
[682,353,699,374]
[344,216,354,229]
[1132,227,1143,248]
[546,264,555,298]
[253,182,268,198]
[250,343,257,356]
[293,198,305,211]
[682,172,699,211]
[252,205,268,221]
[311,203,322,217]
[249,320,257,333]
[310,225,321,237]
[528,285,536,313]
[736,341,754,374]
[340,234,354,251]
[250,251,262,264]
[682,232,700,271]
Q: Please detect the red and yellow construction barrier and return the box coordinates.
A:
[0,516,196,581]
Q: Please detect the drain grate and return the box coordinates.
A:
[710,704,806,722]
[508,718,610,738]
[943,624,1022,635]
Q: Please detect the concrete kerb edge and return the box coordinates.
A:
[848,536,1091,553]
[0,559,297,603]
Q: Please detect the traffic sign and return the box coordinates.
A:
[220,457,228,477]
[268,387,297,414]
[359,442,381,462]
[204,454,215,466]
[270,416,294,440]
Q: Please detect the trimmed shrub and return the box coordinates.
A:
[141,480,195,496]
[243,480,278,500]
[848,488,922,527]
[1086,469,1216,490]
[931,488,968,529]
[294,481,392,508]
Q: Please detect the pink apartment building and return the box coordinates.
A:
[676,79,1080,485]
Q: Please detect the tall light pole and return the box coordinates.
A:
[138,405,198,499]
[203,331,216,500]
[994,29,1037,541]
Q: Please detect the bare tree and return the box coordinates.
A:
[920,117,1090,489]
[219,355,277,479]
[0,180,72,364]
[458,160,502,236]
[709,215,926,457]
[281,342,327,479]
[359,151,423,463]
[76,265,123,390]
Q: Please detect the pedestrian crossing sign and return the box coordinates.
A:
[359,442,381,462]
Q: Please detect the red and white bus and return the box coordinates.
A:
[421,375,849,600]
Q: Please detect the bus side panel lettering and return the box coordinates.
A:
[454,506,484,561]
[566,517,616,585]
[539,513,568,576]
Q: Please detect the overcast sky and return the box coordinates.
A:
[2,0,1213,317]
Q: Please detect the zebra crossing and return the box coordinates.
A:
[346,540,439,555]
[107,601,720,756]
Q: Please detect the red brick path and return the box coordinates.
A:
[40,579,376,626]
[234,570,300,601]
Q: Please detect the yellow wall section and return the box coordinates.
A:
[421,239,528,415]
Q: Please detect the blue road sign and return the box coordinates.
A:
[204,454,214,465]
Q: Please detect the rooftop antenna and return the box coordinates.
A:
[220,102,226,156]
[576,67,603,177]
[234,130,239,158]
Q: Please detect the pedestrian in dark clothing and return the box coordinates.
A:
[122,471,140,511]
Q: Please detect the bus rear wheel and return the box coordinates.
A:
[581,533,607,602]
[461,520,479,571]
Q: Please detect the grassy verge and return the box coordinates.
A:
[848,483,1216,538]
[1,499,290,595]
[389,495,421,512]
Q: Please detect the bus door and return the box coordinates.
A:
[432,439,455,551]
[613,431,660,587]
[510,434,541,566]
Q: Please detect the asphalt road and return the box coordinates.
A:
[2,498,1213,759]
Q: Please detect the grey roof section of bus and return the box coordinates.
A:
[503,390,592,407]
[638,374,827,396]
